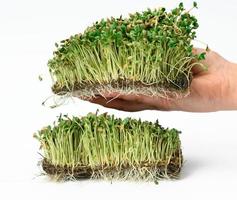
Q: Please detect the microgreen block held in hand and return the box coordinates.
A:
[48,2,205,99]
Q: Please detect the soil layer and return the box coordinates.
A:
[52,78,191,99]
[42,150,183,180]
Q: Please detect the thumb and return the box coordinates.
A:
[191,48,208,75]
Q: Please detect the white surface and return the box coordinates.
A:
[0,0,237,199]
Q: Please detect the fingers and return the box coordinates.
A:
[89,96,154,112]
[105,92,176,110]
[103,92,146,102]
[88,92,177,111]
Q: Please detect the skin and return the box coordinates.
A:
[89,48,237,112]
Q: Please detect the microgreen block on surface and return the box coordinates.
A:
[35,112,183,182]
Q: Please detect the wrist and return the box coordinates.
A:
[225,62,237,110]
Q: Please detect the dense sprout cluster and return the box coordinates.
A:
[60,3,198,47]
[48,2,205,96]
[35,112,182,182]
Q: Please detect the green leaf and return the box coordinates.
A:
[193,1,198,8]
[179,2,184,10]
[198,52,206,60]
[38,75,43,81]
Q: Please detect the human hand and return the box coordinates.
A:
[89,48,237,112]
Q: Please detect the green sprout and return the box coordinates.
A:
[198,52,206,60]
[193,2,198,8]
[48,2,206,99]
[35,112,183,182]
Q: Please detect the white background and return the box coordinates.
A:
[0,0,237,199]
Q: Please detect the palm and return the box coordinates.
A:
[89,49,233,112]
